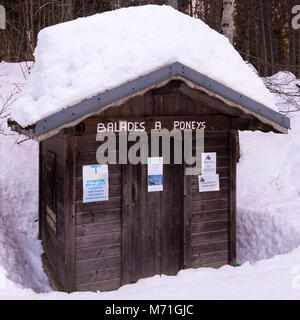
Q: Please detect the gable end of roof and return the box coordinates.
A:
[10,62,290,138]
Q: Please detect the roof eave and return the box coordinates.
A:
[8,62,290,140]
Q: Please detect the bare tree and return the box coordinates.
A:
[263,73,300,113]
[0,62,33,135]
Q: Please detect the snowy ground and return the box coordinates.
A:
[0,61,300,299]
[1,246,300,300]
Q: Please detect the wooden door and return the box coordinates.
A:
[122,161,184,285]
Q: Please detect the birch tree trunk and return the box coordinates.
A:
[221,0,235,44]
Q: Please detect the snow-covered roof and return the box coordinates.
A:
[10,5,287,131]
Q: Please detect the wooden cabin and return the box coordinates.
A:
[8,62,289,292]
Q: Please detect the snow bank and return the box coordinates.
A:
[237,71,300,263]
[1,248,300,299]
[10,4,275,127]
[0,266,36,300]
[237,117,300,263]
[41,247,300,300]
[0,62,51,293]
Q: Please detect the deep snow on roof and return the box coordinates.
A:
[10,5,276,127]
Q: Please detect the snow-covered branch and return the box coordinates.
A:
[263,71,300,114]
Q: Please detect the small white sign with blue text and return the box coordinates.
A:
[147,157,163,192]
[82,165,109,203]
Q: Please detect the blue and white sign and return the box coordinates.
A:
[148,157,163,192]
[82,165,109,203]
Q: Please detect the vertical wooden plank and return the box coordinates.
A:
[149,178,161,276]
[150,145,162,276]
[131,163,142,283]
[229,130,237,266]
[183,169,192,269]
[173,163,184,272]
[38,141,43,240]
[153,90,162,275]
[141,164,149,278]
[64,129,76,292]
[170,163,179,275]
[144,90,155,115]
[167,162,173,274]
[160,162,170,275]
[130,165,136,283]
[169,163,176,274]
[137,164,143,281]
[121,164,131,285]
[144,95,155,278]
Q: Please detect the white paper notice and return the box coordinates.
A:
[198,174,220,192]
[148,157,163,192]
[202,152,216,175]
[82,165,109,203]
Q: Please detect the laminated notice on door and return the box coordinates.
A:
[82,165,109,202]
[202,152,216,175]
[148,157,163,192]
[198,174,220,192]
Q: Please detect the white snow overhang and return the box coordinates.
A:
[8,62,290,140]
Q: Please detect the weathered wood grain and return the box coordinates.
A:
[76,208,121,225]
[76,243,121,261]
[191,230,228,244]
[76,231,121,249]
[75,220,121,237]
[191,251,229,267]
[192,199,229,212]
[76,255,120,273]
[76,278,121,292]
[191,220,228,234]
[76,267,121,285]
[192,209,229,222]
[75,196,122,213]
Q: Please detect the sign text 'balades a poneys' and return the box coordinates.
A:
[97,120,206,132]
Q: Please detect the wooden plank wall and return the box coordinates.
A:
[38,80,236,292]
[72,82,209,291]
[122,160,184,285]
[190,131,230,268]
[229,130,237,266]
[40,134,67,290]
[74,135,122,291]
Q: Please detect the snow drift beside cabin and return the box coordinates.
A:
[10,5,276,127]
